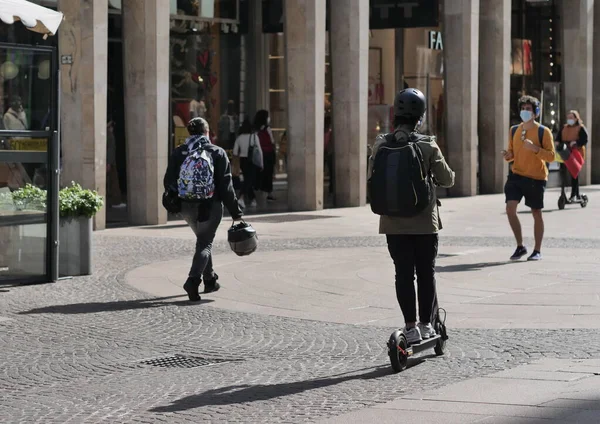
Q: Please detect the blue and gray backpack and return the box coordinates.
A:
[177,145,215,201]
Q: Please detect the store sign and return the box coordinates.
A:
[370,0,439,29]
[428,31,443,50]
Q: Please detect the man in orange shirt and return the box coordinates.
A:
[502,96,555,261]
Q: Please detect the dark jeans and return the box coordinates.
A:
[239,157,256,202]
[325,153,334,194]
[559,163,579,197]
[258,151,276,193]
[180,201,223,280]
[386,234,439,324]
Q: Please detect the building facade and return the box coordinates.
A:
[2,0,599,232]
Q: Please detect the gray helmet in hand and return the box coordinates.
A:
[393,88,426,119]
[228,221,258,256]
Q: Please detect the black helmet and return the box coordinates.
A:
[393,88,426,119]
[228,221,258,256]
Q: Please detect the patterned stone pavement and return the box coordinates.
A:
[1,227,600,423]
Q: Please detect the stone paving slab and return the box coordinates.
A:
[126,246,600,329]
[318,359,600,424]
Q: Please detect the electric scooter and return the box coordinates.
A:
[387,307,448,373]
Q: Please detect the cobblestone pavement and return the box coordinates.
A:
[1,233,600,423]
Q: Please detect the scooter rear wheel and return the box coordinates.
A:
[581,194,588,208]
[388,331,408,373]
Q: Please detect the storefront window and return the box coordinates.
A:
[510,0,560,128]
[403,26,445,154]
[0,48,54,133]
[0,44,55,282]
[170,19,242,152]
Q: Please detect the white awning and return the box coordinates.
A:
[0,0,64,37]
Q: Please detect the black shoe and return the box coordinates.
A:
[183,277,202,301]
[527,250,542,261]
[510,246,528,261]
[204,273,220,294]
[267,195,276,201]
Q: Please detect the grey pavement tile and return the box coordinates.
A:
[374,399,576,420]
[316,408,488,424]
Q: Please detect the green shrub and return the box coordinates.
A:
[9,182,104,218]
[10,184,47,211]
[59,182,104,219]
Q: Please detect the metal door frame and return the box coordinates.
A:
[0,42,60,285]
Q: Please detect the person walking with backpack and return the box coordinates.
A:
[233,118,263,209]
[163,117,243,301]
[503,95,555,261]
[368,88,455,345]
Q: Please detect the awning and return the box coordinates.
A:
[0,0,64,37]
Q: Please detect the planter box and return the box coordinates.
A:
[59,217,92,277]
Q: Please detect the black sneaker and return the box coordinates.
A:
[527,250,542,261]
[510,246,528,261]
[183,277,202,302]
[204,273,220,294]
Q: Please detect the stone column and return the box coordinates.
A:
[122,0,170,225]
[330,0,369,206]
[478,0,510,194]
[245,0,270,122]
[284,0,326,210]
[58,0,108,230]
[594,0,600,184]
[442,0,479,196]
[561,0,593,186]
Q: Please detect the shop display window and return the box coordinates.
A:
[170,19,241,153]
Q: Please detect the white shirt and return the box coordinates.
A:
[233,133,262,158]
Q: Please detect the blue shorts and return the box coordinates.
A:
[504,173,546,210]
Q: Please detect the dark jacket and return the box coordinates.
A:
[164,135,243,219]
[367,129,455,234]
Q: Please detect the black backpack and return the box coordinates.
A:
[368,132,434,217]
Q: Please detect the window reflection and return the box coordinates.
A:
[0,48,54,131]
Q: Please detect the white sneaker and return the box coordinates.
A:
[418,322,436,339]
[402,326,422,345]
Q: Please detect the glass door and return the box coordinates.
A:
[0,43,58,284]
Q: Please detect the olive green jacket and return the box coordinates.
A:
[367,131,455,234]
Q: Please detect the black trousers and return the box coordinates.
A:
[559,163,579,197]
[239,158,256,202]
[386,234,439,324]
[258,151,276,193]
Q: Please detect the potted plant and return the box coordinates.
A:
[58,182,103,276]
[9,182,103,277]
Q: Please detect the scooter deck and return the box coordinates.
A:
[406,335,442,355]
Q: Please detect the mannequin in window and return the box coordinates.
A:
[189,97,207,119]
[3,96,28,131]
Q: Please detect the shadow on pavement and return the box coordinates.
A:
[18,295,214,315]
[436,261,524,273]
[150,365,397,413]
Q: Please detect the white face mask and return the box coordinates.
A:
[520,110,533,122]
[567,119,576,126]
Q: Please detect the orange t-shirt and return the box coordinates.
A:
[506,123,555,181]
